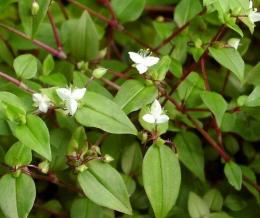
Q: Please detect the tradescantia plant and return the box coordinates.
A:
[0,0,260,217]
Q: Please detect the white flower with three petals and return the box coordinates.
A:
[142,100,169,124]
[32,93,52,113]
[56,87,86,115]
[249,0,260,25]
[128,50,159,74]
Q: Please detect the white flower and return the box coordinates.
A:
[128,50,159,74]
[32,93,51,113]
[227,38,240,49]
[249,0,260,25]
[142,100,169,124]
[56,87,86,115]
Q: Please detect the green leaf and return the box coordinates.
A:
[5,142,32,167]
[13,54,38,80]
[78,160,132,215]
[0,38,13,66]
[111,0,145,23]
[188,192,210,218]
[114,80,157,114]
[68,12,99,61]
[203,189,223,212]
[174,0,202,27]
[174,132,205,181]
[0,174,36,218]
[71,198,103,218]
[149,56,171,81]
[224,161,242,190]
[143,144,181,218]
[209,47,244,82]
[8,114,52,161]
[19,0,51,36]
[224,194,246,211]
[121,140,143,175]
[43,54,55,75]
[76,92,137,135]
[200,91,228,126]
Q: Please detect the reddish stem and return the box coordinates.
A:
[0,22,66,59]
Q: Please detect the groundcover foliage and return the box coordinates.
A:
[0,0,260,217]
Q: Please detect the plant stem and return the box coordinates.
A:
[145,5,175,12]
[101,78,121,90]
[47,10,64,51]
[0,71,35,94]
[0,22,67,59]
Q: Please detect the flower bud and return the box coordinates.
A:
[103,154,114,163]
[76,164,88,173]
[38,160,49,174]
[138,131,148,144]
[92,67,107,79]
[91,145,101,155]
[32,1,40,16]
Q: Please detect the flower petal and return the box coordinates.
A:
[66,99,78,115]
[142,114,156,124]
[128,52,144,64]
[56,88,71,100]
[136,64,148,74]
[156,114,169,124]
[227,38,240,50]
[71,88,86,100]
[143,56,159,67]
[32,93,42,102]
[249,11,260,23]
[150,100,162,117]
[39,102,49,113]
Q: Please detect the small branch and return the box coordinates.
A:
[47,10,64,51]
[145,5,175,13]
[0,71,35,94]
[57,0,69,19]
[243,176,260,192]
[0,22,66,59]
[154,22,190,51]
[101,78,120,90]
[67,0,111,24]
[200,58,210,90]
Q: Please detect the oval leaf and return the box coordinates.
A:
[78,160,132,215]
[209,47,244,82]
[200,91,228,126]
[114,80,157,114]
[188,192,210,218]
[224,161,242,190]
[0,174,36,218]
[143,144,181,218]
[174,132,205,181]
[76,92,137,135]
[8,114,52,161]
[13,54,38,80]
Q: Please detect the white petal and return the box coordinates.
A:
[136,64,148,74]
[143,56,160,67]
[249,0,253,9]
[128,52,144,64]
[142,114,156,123]
[227,38,240,50]
[39,102,49,113]
[66,99,78,115]
[71,88,86,100]
[249,11,260,23]
[150,100,162,117]
[32,93,42,102]
[56,88,72,100]
[156,114,169,124]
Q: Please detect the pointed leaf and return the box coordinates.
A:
[188,192,210,218]
[114,80,157,114]
[200,91,228,126]
[8,114,52,161]
[0,174,36,218]
[78,160,132,215]
[76,92,137,135]
[224,161,242,190]
[143,144,181,218]
[209,47,244,82]
[174,132,205,181]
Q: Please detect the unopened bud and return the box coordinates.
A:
[138,131,148,144]
[76,164,88,173]
[92,67,107,79]
[32,1,40,16]
[104,154,114,163]
[38,160,49,174]
[91,145,101,155]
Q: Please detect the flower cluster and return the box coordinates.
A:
[33,87,86,115]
